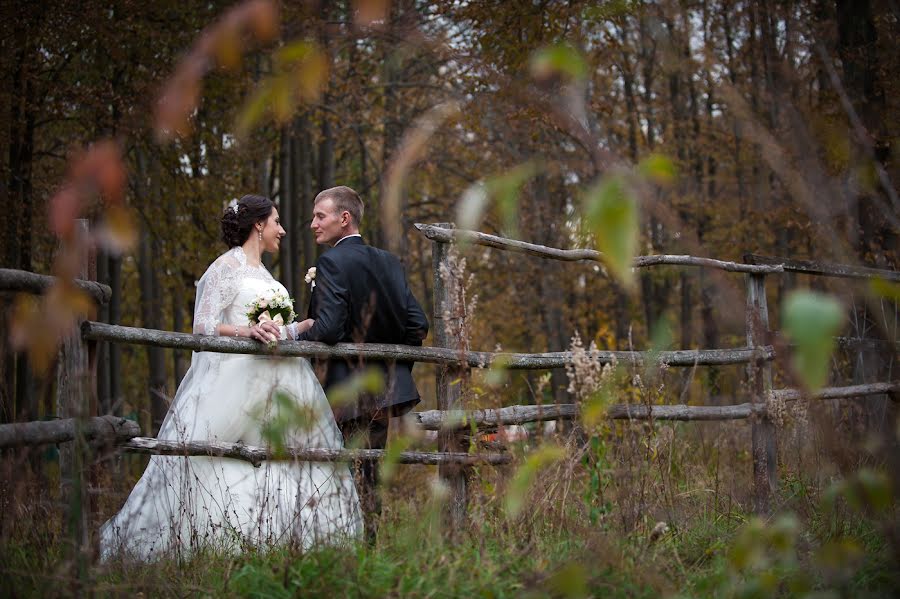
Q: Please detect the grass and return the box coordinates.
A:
[2,414,899,598]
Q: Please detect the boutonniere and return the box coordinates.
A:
[304,266,316,290]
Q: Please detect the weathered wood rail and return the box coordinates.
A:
[0,267,112,304]
[120,438,511,467]
[0,415,140,448]
[415,224,785,274]
[82,321,775,368]
[412,381,899,429]
[2,220,897,531]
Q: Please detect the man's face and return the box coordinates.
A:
[310,198,347,246]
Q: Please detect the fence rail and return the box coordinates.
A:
[120,438,511,466]
[2,221,897,524]
[0,267,112,304]
[412,381,899,429]
[0,415,139,448]
[744,254,900,281]
[415,224,784,273]
[81,321,775,368]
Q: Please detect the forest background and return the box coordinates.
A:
[0,0,898,596]
[1,0,896,428]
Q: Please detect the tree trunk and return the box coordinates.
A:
[293,115,316,310]
[108,255,123,415]
[96,251,111,415]
[278,125,295,298]
[136,150,167,433]
[836,0,893,441]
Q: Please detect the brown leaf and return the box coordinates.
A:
[382,102,459,253]
[353,0,390,27]
[154,0,281,142]
[49,186,81,239]
[90,141,127,206]
[246,0,279,41]
[212,16,243,70]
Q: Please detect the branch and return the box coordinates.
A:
[414,224,783,274]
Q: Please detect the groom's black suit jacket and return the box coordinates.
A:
[297,236,429,423]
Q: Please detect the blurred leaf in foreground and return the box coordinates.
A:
[326,367,385,411]
[505,445,565,517]
[637,153,677,187]
[583,174,638,291]
[869,277,900,302]
[379,434,412,484]
[456,162,538,241]
[782,290,843,391]
[545,561,589,598]
[353,0,390,28]
[237,41,328,138]
[530,44,588,83]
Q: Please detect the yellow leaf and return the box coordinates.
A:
[236,81,274,138]
[294,48,329,101]
[505,445,566,517]
[98,205,138,254]
[270,75,295,124]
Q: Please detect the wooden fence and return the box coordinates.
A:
[1,220,898,535]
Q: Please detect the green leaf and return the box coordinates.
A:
[869,277,900,302]
[581,386,614,429]
[505,445,566,517]
[782,290,843,391]
[545,562,589,598]
[530,44,588,83]
[235,81,274,139]
[583,174,638,291]
[637,153,677,186]
[456,162,538,238]
[455,182,489,235]
[326,367,385,409]
[857,468,893,513]
[486,161,539,237]
[484,353,511,388]
[274,40,317,67]
[379,434,412,484]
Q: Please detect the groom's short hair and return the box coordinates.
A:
[315,186,364,227]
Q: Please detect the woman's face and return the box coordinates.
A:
[258,208,286,254]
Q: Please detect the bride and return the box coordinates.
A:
[100,195,362,560]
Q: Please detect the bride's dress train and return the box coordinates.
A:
[100,247,362,560]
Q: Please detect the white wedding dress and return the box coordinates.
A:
[100,246,362,561]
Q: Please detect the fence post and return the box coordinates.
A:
[56,219,97,569]
[745,273,777,513]
[431,223,468,530]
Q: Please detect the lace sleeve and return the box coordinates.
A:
[192,253,241,335]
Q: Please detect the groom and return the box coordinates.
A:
[295,185,428,539]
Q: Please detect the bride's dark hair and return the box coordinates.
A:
[221,194,275,247]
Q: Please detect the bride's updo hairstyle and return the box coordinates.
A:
[221,194,275,247]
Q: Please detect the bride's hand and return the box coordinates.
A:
[251,322,279,344]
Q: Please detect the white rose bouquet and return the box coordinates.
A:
[247,290,296,329]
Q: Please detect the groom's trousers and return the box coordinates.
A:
[338,413,389,544]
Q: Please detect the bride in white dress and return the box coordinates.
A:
[100,195,362,560]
